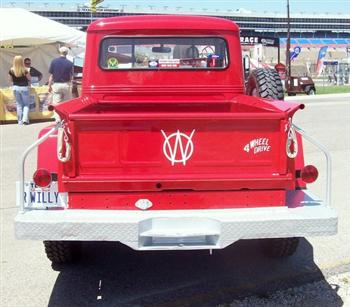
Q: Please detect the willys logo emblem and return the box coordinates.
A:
[161,130,195,166]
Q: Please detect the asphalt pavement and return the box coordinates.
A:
[1,94,349,306]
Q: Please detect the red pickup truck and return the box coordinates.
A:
[16,15,337,264]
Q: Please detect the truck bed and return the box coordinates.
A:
[53,97,303,210]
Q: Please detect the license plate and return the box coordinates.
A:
[17,181,68,209]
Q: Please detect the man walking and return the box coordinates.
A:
[24,57,43,85]
[48,46,73,104]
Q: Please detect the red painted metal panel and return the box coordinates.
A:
[62,176,294,192]
[59,111,293,192]
[88,15,240,33]
[37,125,58,174]
[68,190,285,210]
[54,121,302,201]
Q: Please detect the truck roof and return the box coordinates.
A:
[88,15,239,33]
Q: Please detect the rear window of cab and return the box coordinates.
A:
[99,37,228,70]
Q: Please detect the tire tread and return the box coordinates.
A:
[262,237,300,258]
[43,241,81,264]
[247,68,284,100]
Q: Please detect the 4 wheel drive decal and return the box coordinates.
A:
[161,130,195,166]
[244,138,271,154]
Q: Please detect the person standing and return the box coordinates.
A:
[48,46,73,104]
[24,57,42,85]
[8,55,31,125]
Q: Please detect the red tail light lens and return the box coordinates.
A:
[33,169,52,187]
[301,165,318,184]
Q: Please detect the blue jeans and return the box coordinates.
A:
[13,86,30,124]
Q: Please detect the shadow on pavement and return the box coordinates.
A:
[48,239,343,306]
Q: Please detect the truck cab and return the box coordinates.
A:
[15,15,337,264]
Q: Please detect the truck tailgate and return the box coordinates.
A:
[60,102,294,192]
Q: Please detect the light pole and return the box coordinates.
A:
[286,0,291,78]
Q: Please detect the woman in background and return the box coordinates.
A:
[8,55,31,125]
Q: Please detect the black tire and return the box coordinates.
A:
[261,237,300,258]
[305,86,316,95]
[246,68,284,100]
[43,241,82,264]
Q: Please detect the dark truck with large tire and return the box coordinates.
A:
[15,15,337,264]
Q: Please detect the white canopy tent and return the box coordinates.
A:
[0,8,86,87]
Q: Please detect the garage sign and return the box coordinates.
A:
[240,36,279,47]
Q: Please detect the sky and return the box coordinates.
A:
[1,0,350,15]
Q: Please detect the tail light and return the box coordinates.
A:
[300,165,318,184]
[33,169,52,187]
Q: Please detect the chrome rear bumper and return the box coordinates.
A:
[15,190,337,251]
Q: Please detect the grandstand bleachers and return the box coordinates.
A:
[280,38,350,48]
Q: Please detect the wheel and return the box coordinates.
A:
[246,68,284,100]
[43,241,82,264]
[305,86,316,95]
[261,237,300,257]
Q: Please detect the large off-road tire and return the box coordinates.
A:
[261,237,300,258]
[246,68,284,100]
[43,241,82,264]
